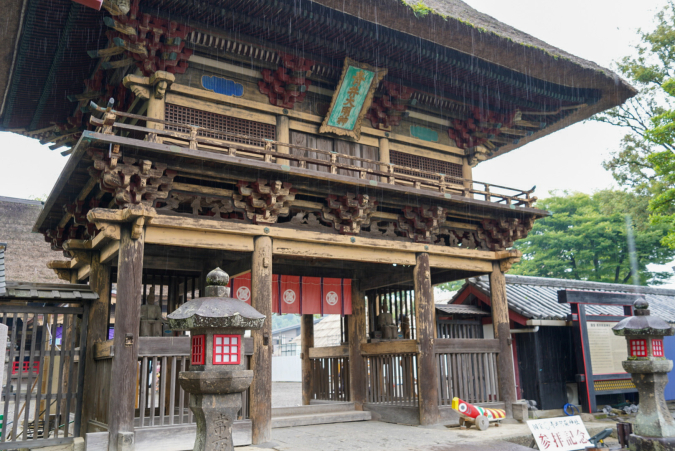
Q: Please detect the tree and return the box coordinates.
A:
[593,2,675,246]
[510,190,675,285]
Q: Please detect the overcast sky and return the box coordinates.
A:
[0,0,671,281]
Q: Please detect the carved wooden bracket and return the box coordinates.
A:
[233,180,296,224]
[87,205,157,240]
[258,52,313,109]
[156,191,235,219]
[366,81,416,130]
[320,194,377,235]
[396,206,447,243]
[477,217,534,251]
[88,145,176,208]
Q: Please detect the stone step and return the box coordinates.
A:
[272,402,355,417]
[272,410,372,428]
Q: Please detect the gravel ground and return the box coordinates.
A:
[272,382,302,408]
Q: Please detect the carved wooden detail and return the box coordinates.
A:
[88,145,176,208]
[320,194,377,235]
[233,180,296,224]
[258,52,313,109]
[366,81,416,130]
[477,217,534,251]
[156,192,235,219]
[396,206,447,243]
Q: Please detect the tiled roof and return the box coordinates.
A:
[0,243,6,297]
[436,304,489,316]
[1,282,98,301]
[459,275,675,323]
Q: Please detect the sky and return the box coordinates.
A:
[0,0,672,281]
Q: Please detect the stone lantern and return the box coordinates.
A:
[167,268,265,451]
[613,298,675,450]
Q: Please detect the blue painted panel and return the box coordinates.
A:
[201,75,244,97]
[410,125,439,142]
[664,335,675,400]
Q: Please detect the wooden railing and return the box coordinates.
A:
[308,346,350,402]
[434,339,500,405]
[93,336,253,429]
[362,341,418,406]
[88,101,537,208]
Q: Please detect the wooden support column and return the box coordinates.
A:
[81,251,111,436]
[250,236,272,444]
[379,137,390,172]
[462,158,473,198]
[414,253,440,425]
[490,261,516,419]
[348,278,367,409]
[301,314,314,405]
[107,222,146,450]
[276,115,290,165]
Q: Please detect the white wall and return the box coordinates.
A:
[272,355,302,382]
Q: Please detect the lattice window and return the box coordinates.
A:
[213,334,240,365]
[653,339,664,357]
[390,150,463,182]
[165,104,276,147]
[191,335,205,365]
[630,339,647,357]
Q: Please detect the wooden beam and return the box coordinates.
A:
[107,222,145,450]
[349,279,367,409]
[223,256,252,279]
[433,338,500,354]
[145,227,254,252]
[360,340,419,356]
[414,253,440,425]
[99,240,119,264]
[308,345,350,359]
[274,239,416,265]
[489,261,516,419]
[81,252,111,435]
[301,315,314,405]
[250,236,272,444]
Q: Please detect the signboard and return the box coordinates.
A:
[319,57,387,140]
[587,321,627,374]
[527,416,591,451]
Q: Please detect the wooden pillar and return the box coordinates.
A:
[462,158,473,198]
[145,71,174,144]
[250,236,272,444]
[490,261,516,419]
[378,137,390,172]
[301,314,314,405]
[81,251,111,436]
[276,115,290,165]
[348,278,367,409]
[107,223,145,450]
[414,253,440,425]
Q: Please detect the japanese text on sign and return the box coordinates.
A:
[326,65,375,131]
[527,416,591,451]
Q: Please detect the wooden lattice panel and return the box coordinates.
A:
[594,379,635,392]
[390,150,463,182]
[165,103,276,147]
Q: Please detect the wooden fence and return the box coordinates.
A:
[88,101,537,208]
[362,341,418,406]
[435,339,500,405]
[308,346,350,402]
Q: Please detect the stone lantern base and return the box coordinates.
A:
[630,434,675,451]
[623,361,675,438]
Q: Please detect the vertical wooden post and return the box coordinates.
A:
[348,278,367,409]
[301,314,314,405]
[462,158,473,198]
[276,115,290,165]
[146,72,174,144]
[490,261,516,419]
[81,251,111,436]
[378,137,390,172]
[414,253,439,425]
[107,223,145,451]
[250,236,272,444]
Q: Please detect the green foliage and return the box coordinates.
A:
[510,190,675,285]
[435,280,465,293]
[409,0,432,18]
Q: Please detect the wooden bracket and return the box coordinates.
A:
[500,256,521,272]
[233,179,296,224]
[396,205,446,243]
[320,193,377,235]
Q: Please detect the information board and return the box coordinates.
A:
[586,321,628,374]
[527,416,591,451]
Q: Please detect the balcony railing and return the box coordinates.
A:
[88,101,537,208]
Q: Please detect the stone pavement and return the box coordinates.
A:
[238,419,615,451]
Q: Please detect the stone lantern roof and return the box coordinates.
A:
[613,299,675,337]
[167,268,265,330]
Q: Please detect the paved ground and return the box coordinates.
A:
[272,382,302,408]
[239,419,618,451]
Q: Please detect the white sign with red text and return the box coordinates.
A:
[527,416,591,451]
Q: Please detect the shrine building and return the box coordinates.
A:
[0,0,635,449]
